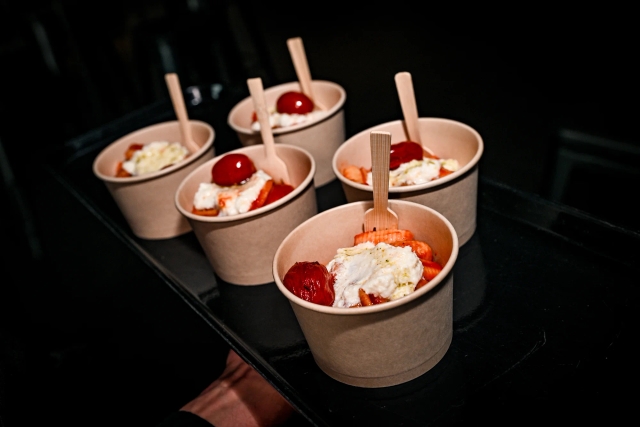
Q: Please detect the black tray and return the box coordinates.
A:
[40,97,640,426]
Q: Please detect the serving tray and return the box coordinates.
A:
[39,96,640,426]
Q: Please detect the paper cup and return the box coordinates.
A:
[92,120,215,239]
[273,200,458,388]
[175,144,317,286]
[332,118,483,246]
[227,80,346,188]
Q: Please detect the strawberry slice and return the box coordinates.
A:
[422,260,443,281]
[358,288,373,306]
[354,229,414,245]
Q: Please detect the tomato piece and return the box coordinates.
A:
[353,229,414,245]
[422,260,443,281]
[211,153,257,186]
[265,183,294,205]
[439,167,453,178]
[369,294,390,305]
[115,161,132,177]
[276,91,314,115]
[283,261,335,306]
[125,143,144,160]
[389,141,424,170]
[191,206,219,217]
[250,180,273,211]
[357,288,389,306]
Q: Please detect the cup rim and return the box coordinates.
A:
[174,144,316,223]
[332,117,484,193]
[92,120,215,184]
[273,199,459,315]
[227,80,347,135]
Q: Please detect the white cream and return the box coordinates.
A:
[193,170,272,217]
[366,158,460,187]
[251,109,327,131]
[326,242,424,308]
[122,141,189,176]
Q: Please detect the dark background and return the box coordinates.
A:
[1,1,638,426]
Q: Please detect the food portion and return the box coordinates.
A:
[115,141,190,177]
[341,141,459,187]
[250,91,327,131]
[282,229,444,308]
[282,261,335,306]
[192,153,294,217]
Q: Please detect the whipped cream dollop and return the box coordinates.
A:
[251,109,327,131]
[326,242,424,308]
[122,141,189,176]
[192,169,272,217]
[366,158,460,187]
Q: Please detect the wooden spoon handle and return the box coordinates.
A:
[247,78,277,154]
[371,131,391,216]
[247,77,291,185]
[363,131,398,232]
[287,37,314,101]
[395,72,436,157]
[394,72,421,144]
[164,73,197,153]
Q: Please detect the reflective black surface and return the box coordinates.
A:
[2,3,639,425]
[36,99,640,426]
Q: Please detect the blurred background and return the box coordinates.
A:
[1,1,638,426]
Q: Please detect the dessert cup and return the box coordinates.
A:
[92,120,215,239]
[332,118,483,246]
[227,80,346,188]
[175,144,317,286]
[273,200,458,388]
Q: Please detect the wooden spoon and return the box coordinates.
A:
[394,71,436,157]
[247,77,292,185]
[363,131,399,232]
[286,37,327,111]
[164,73,200,154]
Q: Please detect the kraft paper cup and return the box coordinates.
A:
[175,144,317,286]
[227,80,346,188]
[93,120,215,240]
[332,118,483,246]
[273,200,458,388]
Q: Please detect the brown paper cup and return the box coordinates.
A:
[92,120,215,240]
[227,80,346,188]
[175,144,317,285]
[273,200,459,388]
[332,118,483,246]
